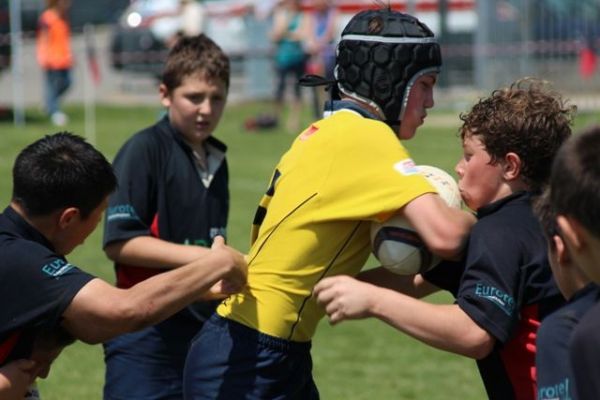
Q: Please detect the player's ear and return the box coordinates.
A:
[58,207,80,229]
[557,215,585,252]
[553,234,572,268]
[159,84,171,108]
[502,152,521,181]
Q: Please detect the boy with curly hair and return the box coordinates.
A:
[315,78,575,400]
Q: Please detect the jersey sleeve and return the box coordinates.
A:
[317,119,435,222]
[103,133,160,247]
[535,311,576,400]
[569,304,600,399]
[455,222,523,344]
[0,242,94,335]
[422,259,465,297]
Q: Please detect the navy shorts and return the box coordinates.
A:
[104,317,200,400]
[183,314,319,400]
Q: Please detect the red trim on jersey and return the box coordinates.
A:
[115,213,167,289]
[330,1,475,13]
[300,124,319,141]
[0,331,21,364]
[499,304,540,400]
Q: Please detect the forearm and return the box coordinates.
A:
[403,194,476,260]
[357,267,439,299]
[117,252,230,324]
[63,247,244,343]
[368,287,493,359]
[104,236,210,269]
[442,208,477,260]
[270,13,287,41]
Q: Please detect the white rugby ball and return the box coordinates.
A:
[370,165,462,275]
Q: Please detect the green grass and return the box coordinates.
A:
[1,102,598,399]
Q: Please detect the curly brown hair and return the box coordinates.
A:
[459,78,576,192]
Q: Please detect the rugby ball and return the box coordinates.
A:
[370,165,462,275]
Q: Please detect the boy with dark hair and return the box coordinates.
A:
[183,9,475,399]
[533,189,599,400]
[315,78,574,400]
[12,131,116,219]
[102,33,232,399]
[0,133,246,397]
[549,125,600,399]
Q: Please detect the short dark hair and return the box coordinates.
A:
[550,125,600,238]
[12,132,117,218]
[533,188,559,251]
[161,34,230,92]
[459,78,575,192]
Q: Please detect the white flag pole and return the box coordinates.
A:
[9,0,25,126]
[83,24,96,145]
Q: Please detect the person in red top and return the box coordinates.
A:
[36,0,73,127]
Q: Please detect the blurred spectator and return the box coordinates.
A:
[270,0,311,132]
[36,0,73,127]
[254,0,280,21]
[306,0,338,117]
[307,0,337,80]
[180,0,206,37]
[165,0,207,49]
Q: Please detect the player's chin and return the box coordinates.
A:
[192,127,213,141]
[398,128,417,140]
[460,192,476,211]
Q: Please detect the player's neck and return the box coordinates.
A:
[189,142,208,170]
[10,201,60,245]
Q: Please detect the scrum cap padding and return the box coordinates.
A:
[335,9,442,123]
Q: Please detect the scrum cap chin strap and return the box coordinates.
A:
[298,74,400,130]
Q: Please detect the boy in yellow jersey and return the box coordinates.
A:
[183,8,476,399]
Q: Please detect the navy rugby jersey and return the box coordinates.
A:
[0,206,94,364]
[424,192,564,400]
[569,300,600,399]
[103,116,229,322]
[536,283,600,400]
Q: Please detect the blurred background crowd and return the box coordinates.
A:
[2,0,600,123]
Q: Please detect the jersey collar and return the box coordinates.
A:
[324,100,381,121]
[2,206,56,252]
[476,191,530,219]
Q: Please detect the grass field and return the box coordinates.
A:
[1,100,598,399]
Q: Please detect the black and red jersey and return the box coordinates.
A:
[103,116,229,323]
[424,192,564,400]
[536,283,600,400]
[569,298,600,399]
[0,206,94,365]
